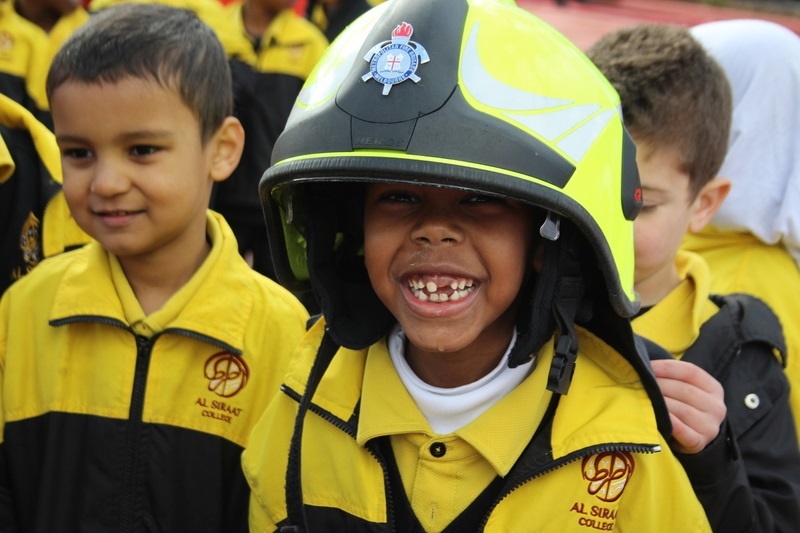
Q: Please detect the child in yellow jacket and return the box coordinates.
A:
[242,1,712,530]
[589,23,800,532]
[0,5,308,530]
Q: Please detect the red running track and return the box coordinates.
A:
[519,0,800,50]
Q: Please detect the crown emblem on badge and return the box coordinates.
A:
[392,21,414,41]
[362,22,430,95]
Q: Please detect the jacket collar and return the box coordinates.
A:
[634,250,716,356]
[48,211,255,352]
[285,321,665,464]
[358,338,549,477]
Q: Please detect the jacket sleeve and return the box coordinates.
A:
[675,341,800,533]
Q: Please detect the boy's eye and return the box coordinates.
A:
[62,147,92,159]
[380,191,418,203]
[464,194,501,204]
[130,145,159,157]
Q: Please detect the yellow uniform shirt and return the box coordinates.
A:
[360,341,547,532]
[633,250,718,358]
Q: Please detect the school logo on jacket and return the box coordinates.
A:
[581,451,635,502]
[362,22,430,95]
[204,352,249,397]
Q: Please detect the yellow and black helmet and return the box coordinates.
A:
[260,0,644,389]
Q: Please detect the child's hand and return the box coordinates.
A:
[650,359,726,455]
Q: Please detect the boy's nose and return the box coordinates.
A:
[411,212,463,245]
[90,159,129,197]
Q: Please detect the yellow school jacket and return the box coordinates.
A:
[243,318,712,532]
[0,212,309,532]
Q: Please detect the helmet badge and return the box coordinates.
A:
[362,22,430,95]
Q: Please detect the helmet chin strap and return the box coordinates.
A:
[548,275,584,395]
[508,212,588,396]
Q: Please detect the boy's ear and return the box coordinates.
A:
[209,116,245,183]
[688,177,731,233]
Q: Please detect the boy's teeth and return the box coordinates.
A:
[408,277,476,303]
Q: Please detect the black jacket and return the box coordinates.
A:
[647,293,800,533]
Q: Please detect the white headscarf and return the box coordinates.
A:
[691,20,800,269]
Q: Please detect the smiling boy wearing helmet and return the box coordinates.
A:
[242,0,712,530]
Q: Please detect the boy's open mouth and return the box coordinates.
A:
[407,277,476,302]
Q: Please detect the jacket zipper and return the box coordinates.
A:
[51,316,241,531]
[118,334,154,530]
[281,385,398,532]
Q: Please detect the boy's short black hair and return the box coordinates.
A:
[587,24,732,198]
[46,3,232,143]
